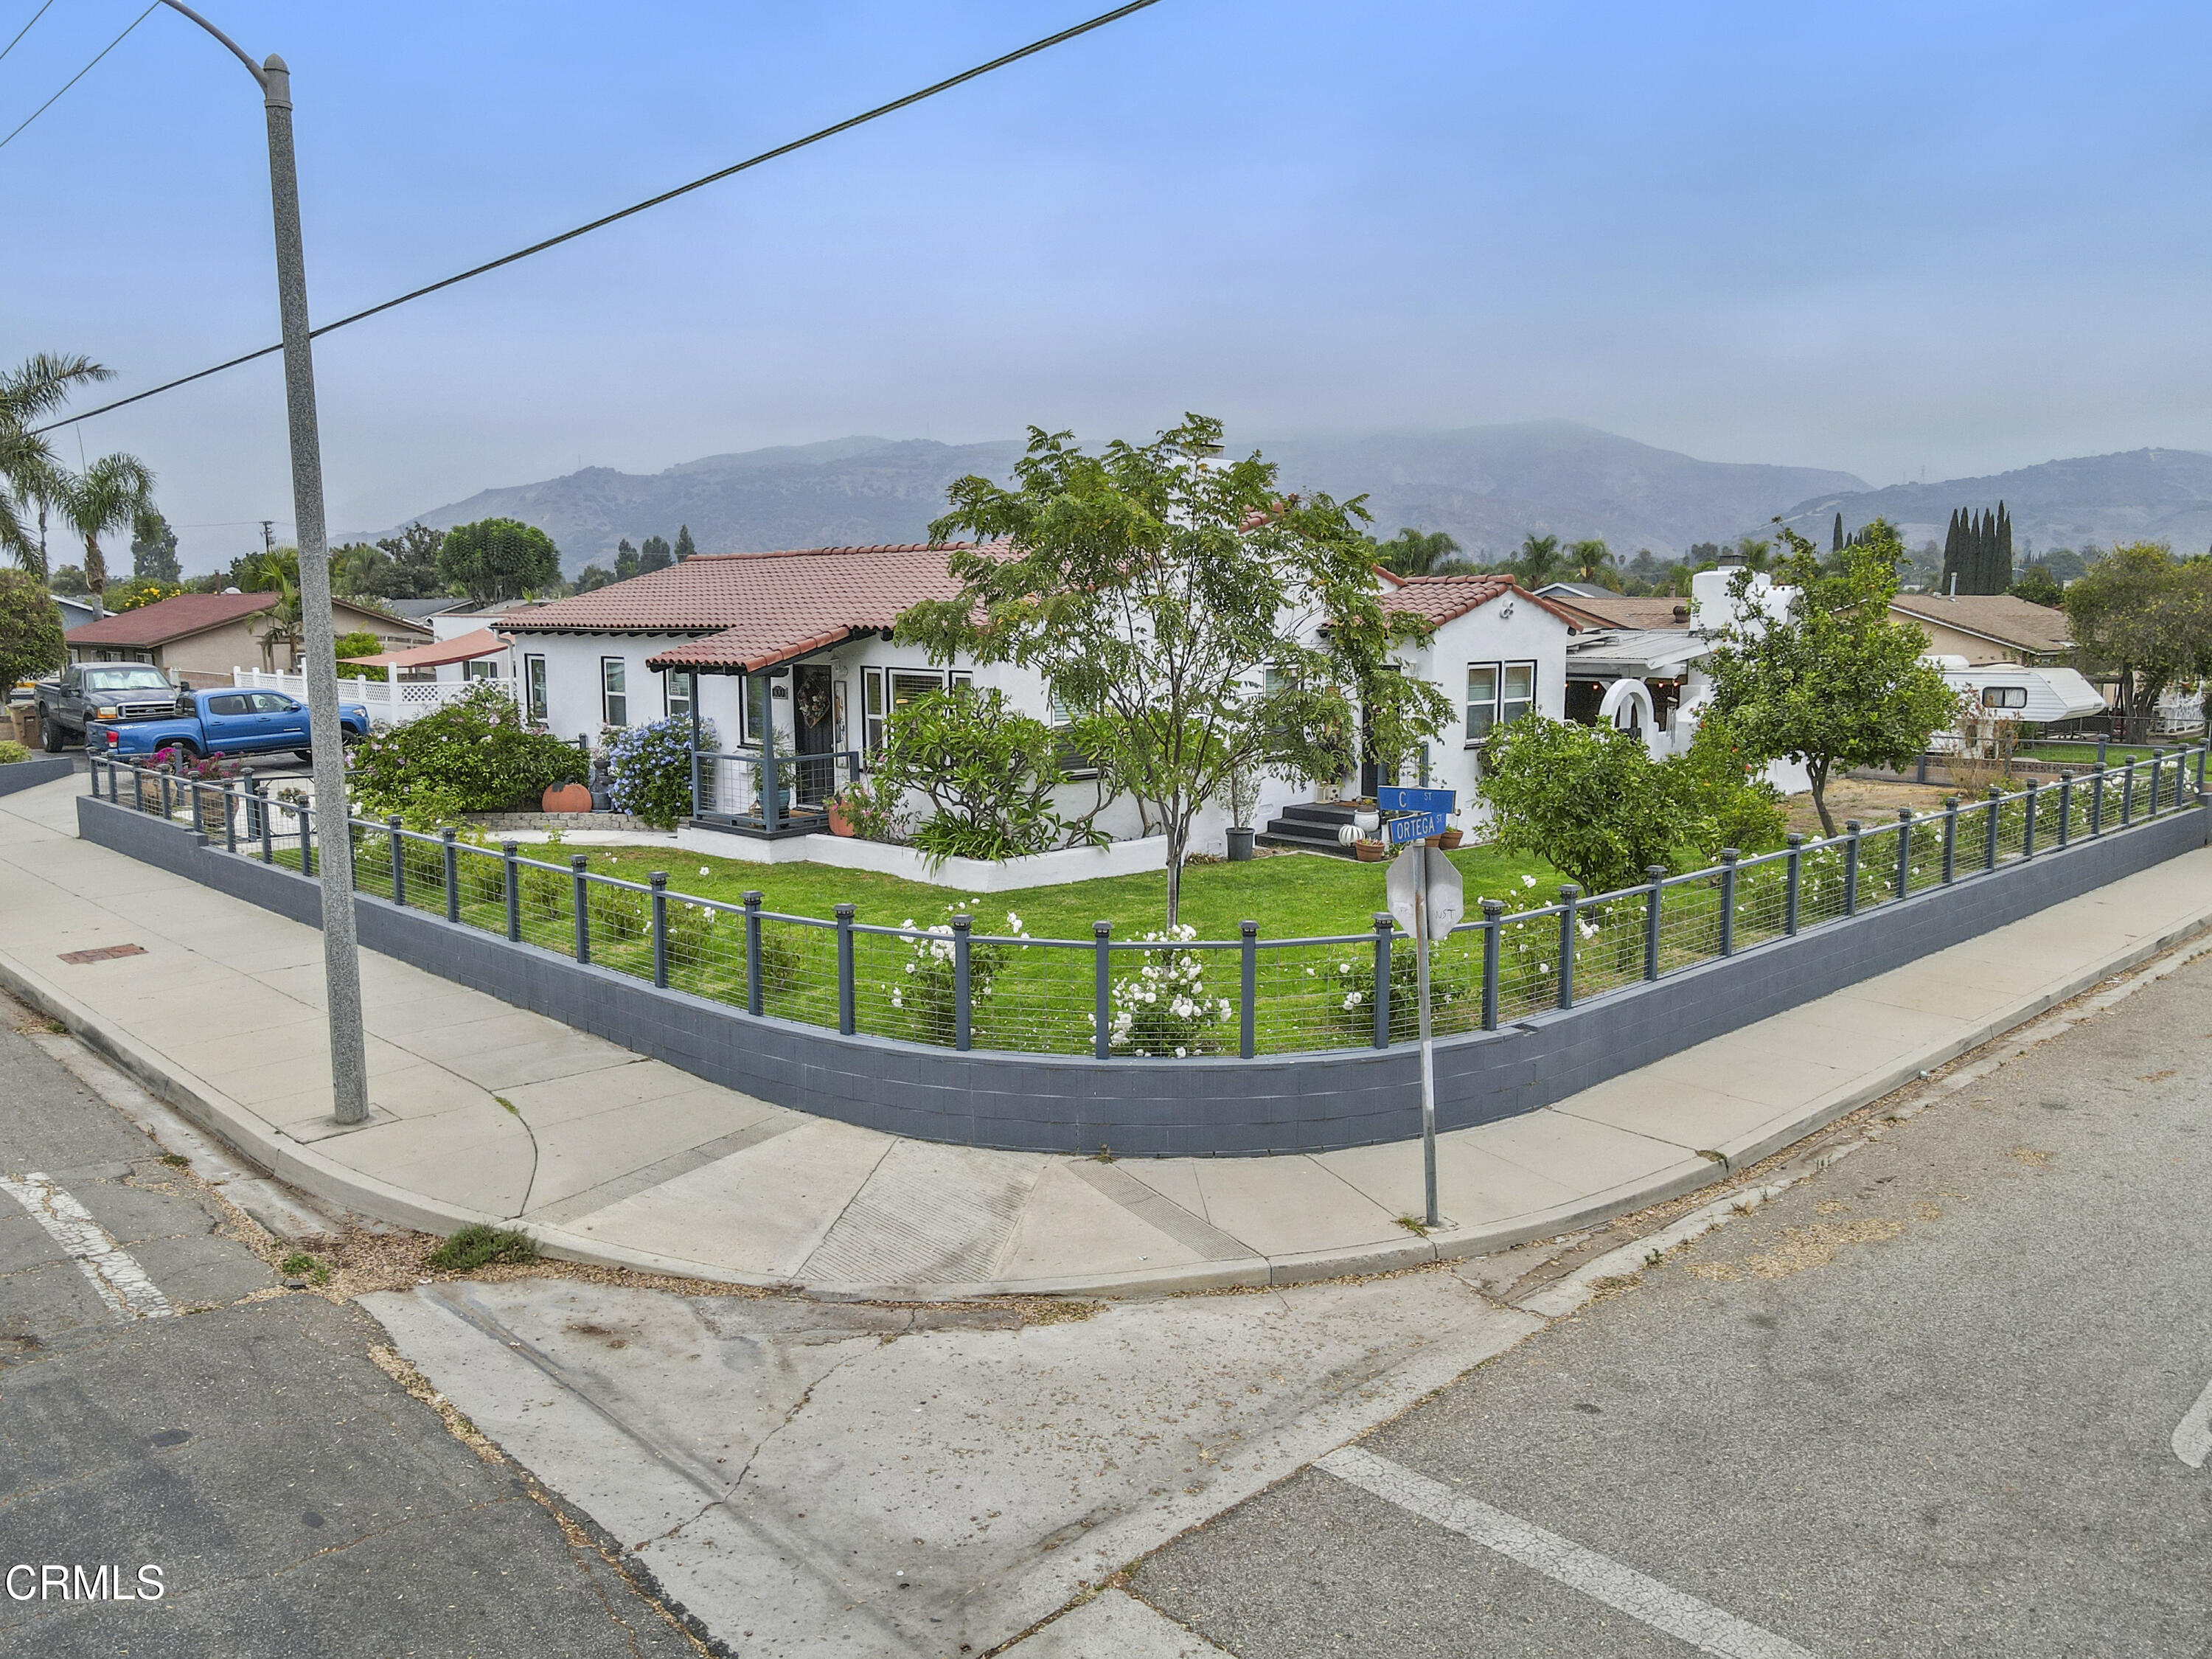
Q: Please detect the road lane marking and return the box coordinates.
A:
[1318,1447,1818,1659]
[2174,1377,2212,1469]
[0,1171,172,1318]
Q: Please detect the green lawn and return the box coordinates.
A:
[557,840,1570,943]
[2015,742,2177,768]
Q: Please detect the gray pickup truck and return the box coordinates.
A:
[35,662,183,751]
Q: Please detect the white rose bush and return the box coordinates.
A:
[1091,925,1234,1057]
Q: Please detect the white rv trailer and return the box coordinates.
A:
[1926,655,2107,751]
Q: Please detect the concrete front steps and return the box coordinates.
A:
[1256,799,1366,858]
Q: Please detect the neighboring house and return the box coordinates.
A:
[1886,593,2071,667]
[377,596,477,625]
[502,543,1584,847]
[52,592,102,634]
[1533,580,1619,601]
[1545,593,1694,632]
[63,592,430,686]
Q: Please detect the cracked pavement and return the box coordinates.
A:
[0,1013,700,1658]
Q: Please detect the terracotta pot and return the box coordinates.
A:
[827,799,856,837]
[1353,838,1387,862]
[1439,830,1464,850]
[542,782,593,813]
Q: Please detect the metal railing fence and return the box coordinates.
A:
[91,740,2211,1062]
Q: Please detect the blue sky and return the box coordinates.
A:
[7,1,2212,570]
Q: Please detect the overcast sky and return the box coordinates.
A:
[9,0,2212,571]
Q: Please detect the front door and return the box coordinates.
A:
[793,664,835,802]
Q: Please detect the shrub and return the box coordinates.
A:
[349,682,585,817]
[606,714,716,830]
[1315,936,1475,1044]
[425,1224,539,1271]
[0,740,28,765]
[1092,925,1233,1057]
[0,571,63,692]
[333,630,388,682]
[1478,715,1687,897]
[887,907,1031,1043]
[871,687,1068,863]
[832,776,903,842]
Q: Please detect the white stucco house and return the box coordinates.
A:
[495,542,1589,855]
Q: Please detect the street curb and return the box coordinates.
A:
[6,887,2211,1304]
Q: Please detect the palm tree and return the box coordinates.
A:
[1511,532,1563,588]
[254,574,305,669]
[58,452,154,594]
[235,546,300,591]
[1372,527,1474,577]
[1565,538,1618,588]
[1,354,113,578]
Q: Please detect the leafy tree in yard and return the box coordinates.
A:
[1701,520,1961,838]
[905,415,1449,924]
[0,570,64,689]
[1371,527,1470,577]
[370,522,449,599]
[350,682,585,819]
[437,517,560,603]
[330,541,392,599]
[101,576,182,613]
[870,686,1077,863]
[572,564,615,593]
[613,539,639,581]
[2062,541,2212,738]
[131,509,180,582]
[1477,715,1686,897]
[332,630,387,682]
[2009,564,2064,608]
[48,563,91,595]
[1662,717,1786,863]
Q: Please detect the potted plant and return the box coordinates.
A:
[1225,764,1258,862]
[826,790,858,837]
[1353,838,1388,863]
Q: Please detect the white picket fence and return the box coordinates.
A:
[230,667,521,726]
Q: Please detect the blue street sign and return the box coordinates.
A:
[1378,785,1455,814]
[1387,810,1450,844]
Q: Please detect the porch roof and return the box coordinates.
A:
[1565,627,1710,680]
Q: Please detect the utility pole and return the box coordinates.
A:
[260,519,276,553]
[160,1,370,1126]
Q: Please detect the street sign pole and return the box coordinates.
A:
[1414,883,1439,1227]
[1387,844,1462,1232]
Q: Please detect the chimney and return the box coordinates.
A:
[1717,551,1747,568]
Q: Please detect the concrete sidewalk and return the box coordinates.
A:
[4,770,2209,1299]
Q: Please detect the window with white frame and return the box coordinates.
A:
[1465,660,1537,743]
[664,669,695,720]
[600,658,627,727]
[1046,685,1099,779]
[524,654,546,722]
[740,675,770,746]
[862,667,885,757]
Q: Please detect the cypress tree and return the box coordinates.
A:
[674,524,698,563]
[1996,501,2012,588]
[1833,512,1844,554]
[1976,509,1997,594]
[1941,509,1961,592]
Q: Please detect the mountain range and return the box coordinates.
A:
[388,423,2212,572]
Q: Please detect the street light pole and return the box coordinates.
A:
[160,3,369,1125]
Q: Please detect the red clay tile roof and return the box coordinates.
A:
[66,591,278,647]
[504,543,992,673]
[1377,574,1586,630]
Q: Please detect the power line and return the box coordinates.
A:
[32,0,1164,434]
[0,0,59,69]
[0,2,156,153]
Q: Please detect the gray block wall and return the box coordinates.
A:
[0,756,76,796]
[77,790,2208,1157]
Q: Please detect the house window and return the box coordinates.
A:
[1465,661,1537,743]
[863,667,885,757]
[949,669,973,692]
[740,675,770,747]
[1465,665,1499,742]
[1980,685,2027,709]
[891,669,945,711]
[665,669,695,720]
[524,655,546,722]
[1501,661,1536,725]
[1046,686,1098,779]
[464,658,500,681]
[601,658,627,727]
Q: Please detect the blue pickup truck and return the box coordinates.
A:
[91,686,371,761]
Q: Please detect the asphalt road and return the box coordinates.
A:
[0,1009,698,1658]
[1135,948,2212,1658]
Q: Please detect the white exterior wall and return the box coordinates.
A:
[1393,598,1573,830]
